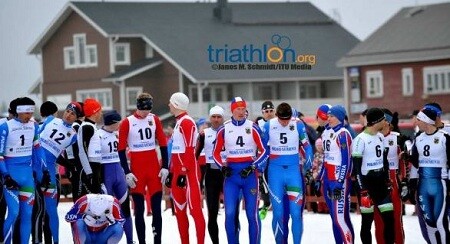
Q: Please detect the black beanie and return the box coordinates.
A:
[366,108,385,126]
[40,101,58,117]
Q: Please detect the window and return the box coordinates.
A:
[63,34,97,69]
[253,83,276,100]
[423,65,450,94]
[299,82,320,98]
[402,68,413,96]
[114,43,130,65]
[366,70,383,98]
[126,87,143,109]
[76,88,113,110]
[188,85,227,102]
[46,94,72,111]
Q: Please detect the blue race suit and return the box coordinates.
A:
[323,124,354,244]
[263,117,313,244]
[213,118,268,244]
[0,118,45,244]
[39,116,78,242]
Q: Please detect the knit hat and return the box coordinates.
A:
[66,102,83,118]
[230,97,246,112]
[417,108,437,125]
[137,97,153,110]
[169,92,189,111]
[209,105,224,116]
[15,97,35,114]
[83,98,102,117]
[328,105,346,123]
[103,110,121,125]
[366,108,385,126]
[316,104,331,121]
[261,101,274,110]
[40,101,58,117]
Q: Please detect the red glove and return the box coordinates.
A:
[360,190,373,209]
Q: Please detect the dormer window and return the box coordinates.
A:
[63,33,97,69]
[114,43,130,65]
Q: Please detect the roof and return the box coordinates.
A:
[29,1,359,82]
[338,2,450,67]
[102,58,162,82]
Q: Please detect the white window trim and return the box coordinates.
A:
[76,88,113,110]
[114,43,131,65]
[63,33,97,69]
[423,65,450,95]
[366,70,383,98]
[63,47,76,69]
[402,68,414,96]
[126,86,143,110]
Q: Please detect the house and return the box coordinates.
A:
[29,1,359,122]
[338,2,450,121]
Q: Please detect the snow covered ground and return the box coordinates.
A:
[57,201,426,243]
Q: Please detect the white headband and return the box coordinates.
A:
[16,105,35,113]
[417,111,435,125]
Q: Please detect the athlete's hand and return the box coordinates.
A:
[240,165,256,178]
[328,181,343,200]
[4,175,19,190]
[41,170,52,190]
[158,168,169,184]
[313,180,322,197]
[100,183,108,194]
[125,173,138,189]
[304,170,314,185]
[222,166,232,178]
[400,180,408,202]
[360,190,373,209]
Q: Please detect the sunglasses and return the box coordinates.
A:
[211,115,222,118]
[263,109,274,114]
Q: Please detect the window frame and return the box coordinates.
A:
[126,86,143,110]
[423,65,450,95]
[114,43,131,65]
[402,68,414,96]
[366,70,384,98]
[63,33,98,69]
[76,88,113,111]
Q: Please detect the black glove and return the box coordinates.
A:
[313,181,322,197]
[176,175,187,188]
[41,170,51,190]
[222,166,232,178]
[4,175,19,190]
[165,172,173,188]
[408,178,418,205]
[304,170,314,185]
[85,174,100,193]
[400,180,409,202]
[328,188,342,201]
[240,165,256,178]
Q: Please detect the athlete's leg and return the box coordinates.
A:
[204,166,223,244]
[131,193,146,244]
[186,162,205,244]
[42,167,59,242]
[95,222,124,244]
[3,188,19,244]
[71,219,90,244]
[111,164,133,244]
[285,165,304,244]
[268,164,286,243]
[31,186,44,244]
[0,184,6,243]
[242,171,261,244]
[223,172,241,244]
